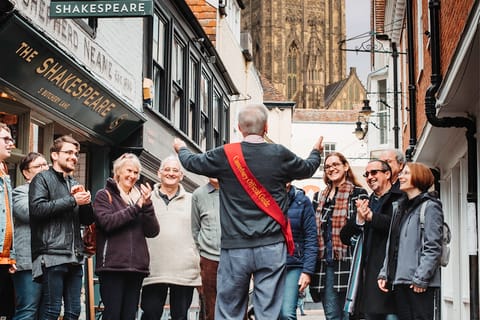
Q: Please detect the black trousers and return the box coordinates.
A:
[141,283,194,320]
[99,271,145,320]
[394,284,436,320]
[0,265,15,319]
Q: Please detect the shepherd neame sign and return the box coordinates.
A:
[50,0,153,18]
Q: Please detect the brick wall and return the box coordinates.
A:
[185,0,217,44]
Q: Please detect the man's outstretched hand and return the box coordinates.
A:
[173,138,187,153]
[313,136,324,153]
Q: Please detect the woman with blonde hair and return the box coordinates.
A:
[93,153,160,320]
[310,152,367,320]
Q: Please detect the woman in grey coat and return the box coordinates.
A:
[378,162,443,320]
[12,152,49,320]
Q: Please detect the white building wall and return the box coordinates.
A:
[291,121,370,197]
[215,16,264,142]
[15,2,144,110]
[266,107,293,148]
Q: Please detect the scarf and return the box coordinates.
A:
[117,183,141,206]
[316,180,354,260]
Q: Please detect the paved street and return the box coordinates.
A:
[298,302,325,319]
[298,308,325,319]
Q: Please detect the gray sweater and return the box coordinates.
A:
[191,183,221,261]
[178,142,321,250]
[13,184,31,271]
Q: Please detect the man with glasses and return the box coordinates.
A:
[29,135,94,320]
[340,160,405,320]
[0,122,16,319]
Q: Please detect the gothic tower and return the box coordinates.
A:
[241,0,346,109]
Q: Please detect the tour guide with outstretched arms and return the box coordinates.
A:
[173,103,324,320]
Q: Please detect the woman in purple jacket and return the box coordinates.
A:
[93,153,160,320]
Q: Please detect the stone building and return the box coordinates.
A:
[241,0,347,110]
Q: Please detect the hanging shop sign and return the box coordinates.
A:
[0,14,145,144]
[49,0,153,18]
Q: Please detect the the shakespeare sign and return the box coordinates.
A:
[50,0,153,18]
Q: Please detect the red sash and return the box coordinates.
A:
[224,143,294,255]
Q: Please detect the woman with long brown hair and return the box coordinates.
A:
[310,152,367,320]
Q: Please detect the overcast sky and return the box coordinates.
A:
[345,0,371,85]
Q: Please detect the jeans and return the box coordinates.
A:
[140,283,194,320]
[12,270,42,320]
[215,242,286,320]
[99,271,145,320]
[280,267,302,320]
[322,265,349,320]
[38,263,83,320]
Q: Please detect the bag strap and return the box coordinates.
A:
[105,189,112,204]
[419,201,428,248]
[224,143,294,255]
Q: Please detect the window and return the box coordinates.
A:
[287,44,298,99]
[319,143,336,171]
[172,37,184,85]
[221,102,229,145]
[170,35,185,129]
[378,79,388,145]
[213,91,221,147]
[153,12,167,116]
[189,57,199,141]
[75,18,97,37]
[199,72,210,150]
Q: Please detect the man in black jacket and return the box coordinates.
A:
[340,159,405,320]
[29,135,94,320]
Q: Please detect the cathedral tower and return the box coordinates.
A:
[241,0,346,109]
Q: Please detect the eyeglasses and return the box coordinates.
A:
[363,169,387,178]
[29,163,49,170]
[58,150,80,157]
[324,162,343,171]
[0,136,15,145]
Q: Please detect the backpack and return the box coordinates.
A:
[419,201,451,267]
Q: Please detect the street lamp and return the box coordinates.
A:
[359,99,374,116]
[352,115,381,140]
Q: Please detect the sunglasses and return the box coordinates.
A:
[363,169,387,178]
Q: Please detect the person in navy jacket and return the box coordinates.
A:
[280,183,318,319]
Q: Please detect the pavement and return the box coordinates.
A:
[297,308,325,319]
[297,302,325,319]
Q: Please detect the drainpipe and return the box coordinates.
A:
[426,1,478,319]
[392,42,400,149]
[405,0,417,161]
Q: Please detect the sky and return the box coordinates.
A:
[345,0,372,86]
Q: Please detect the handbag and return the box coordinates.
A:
[83,224,96,256]
[82,189,111,256]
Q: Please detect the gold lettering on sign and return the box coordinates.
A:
[35,57,117,117]
[16,42,39,62]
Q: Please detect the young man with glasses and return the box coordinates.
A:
[29,135,95,320]
[0,122,16,319]
[340,159,405,320]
